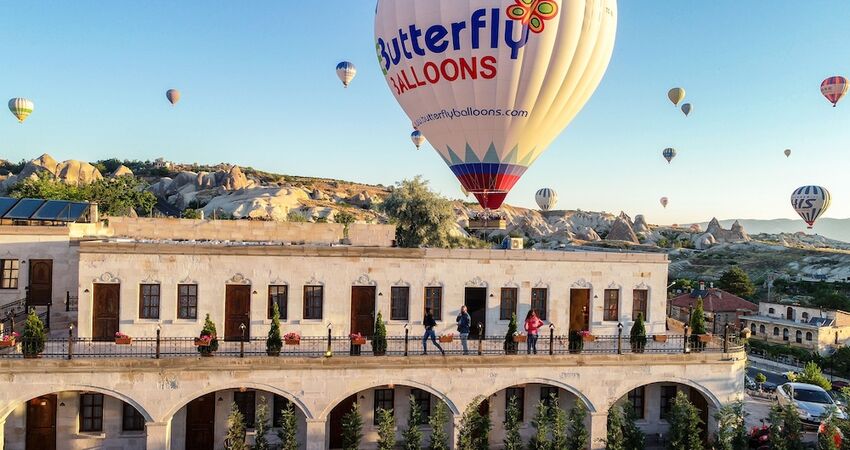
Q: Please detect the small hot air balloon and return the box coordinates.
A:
[8,98,34,123]
[535,188,558,211]
[411,130,426,150]
[662,148,677,164]
[668,88,686,106]
[336,61,357,88]
[821,76,848,107]
[660,197,669,208]
[166,89,180,106]
[681,103,692,117]
[784,149,792,158]
[791,185,831,229]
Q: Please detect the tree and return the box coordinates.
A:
[267,302,283,355]
[504,313,518,355]
[755,372,767,387]
[254,396,271,450]
[566,401,589,450]
[718,267,755,299]
[666,392,703,450]
[381,176,455,248]
[428,399,451,450]
[502,394,523,450]
[629,313,647,353]
[795,361,832,391]
[605,405,627,450]
[623,403,646,450]
[341,402,363,450]
[781,403,805,450]
[87,176,156,216]
[197,314,219,355]
[224,402,247,450]
[528,400,550,450]
[182,208,203,219]
[376,408,396,450]
[335,211,356,239]
[21,310,46,357]
[402,395,423,450]
[457,396,491,450]
[768,405,788,450]
[689,297,708,351]
[714,401,748,450]
[550,398,569,450]
[277,401,299,450]
[373,311,388,356]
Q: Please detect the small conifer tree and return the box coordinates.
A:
[605,405,627,450]
[224,402,247,450]
[666,392,703,450]
[428,400,451,450]
[341,402,363,450]
[566,402,589,450]
[528,399,551,450]
[457,396,491,450]
[21,310,46,357]
[254,396,271,450]
[267,303,283,355]
[402,395,423,450]
[376,408,396,450]
[277,401,299,450]
[502,394,523,450]
[504,313,518,354]
[373,311,388,356]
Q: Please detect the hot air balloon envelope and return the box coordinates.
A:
[375,0,618,210]
[821,76,848,107]
[411,130,426,149]
[681,103,692,116]
[535,188,558,211]
[784,149,791,158]
[662,148,677,164]
[668,88,685,106]
[336,61,357,88]
[166,89,181,105]
[791,186,831,229]
[660,197,669,208]
[8,98,34,123]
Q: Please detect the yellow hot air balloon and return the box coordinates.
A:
[667,88,685,106]
[8,98,34,123]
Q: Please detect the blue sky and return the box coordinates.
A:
[1,1,849,224]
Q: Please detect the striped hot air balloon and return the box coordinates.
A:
[411,130,426,150]
[662,148,677,164]
[166,89,181,106]
[820,76,848,107]
[8,98,34,123]
[791,185,832,229]
[336,61,357,88]
[535,188,558,211]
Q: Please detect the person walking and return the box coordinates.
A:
[524,310,544,354]
[456,305,472,355]
[423,308,445,356]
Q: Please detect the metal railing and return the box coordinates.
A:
[0,327,745,360]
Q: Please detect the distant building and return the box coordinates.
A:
[670,282,757,333]
[741,301,850,355]
[152,157,172,169]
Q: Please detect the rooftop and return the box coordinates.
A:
[670,288,757,313]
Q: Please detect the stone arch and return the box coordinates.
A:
[0,384,154,423]
[317,379,458,420]
[474,377,597,413]
[607,376,722,412]
[161,381,314,423]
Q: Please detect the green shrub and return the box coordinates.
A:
[267,303,282,355]
[630,313,647,352]
[373,312,387,356]
[21,310,46,357]
[504,314,518,355]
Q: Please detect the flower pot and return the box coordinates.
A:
[653,335,668,343]
[267,350,280,357]
[115,337,132,345]
[351,337,367,346]
[0,340,15,348]
[582,335,596,342]
[439,336,453,343]
[512,335,527,343]
[698,334,712,343]
[285,339,301,346]
[194,338,211,347]
[23,353,42,359]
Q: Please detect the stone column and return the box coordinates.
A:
[588,412,608,450]
[0,418,5,450]
[450,414,463,450]
[146,420,172,450]
[305,419,327,450]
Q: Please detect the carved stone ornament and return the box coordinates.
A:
[393,279,411,287]
[465,276,487,288]
[94,272,120,283]
[305,275,324,286]
[571,278,592,289]
[353,274,377,286]
[226,273,251,285]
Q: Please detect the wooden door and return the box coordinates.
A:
[225,285,251,341]
[27,260,53,306]
[464,287,487,338]
[350,286,376,337]
[569,289,590,332]
[185,393,215,450]
[328,395,357,449]
[26,394,56,450]
[92,283,120,340]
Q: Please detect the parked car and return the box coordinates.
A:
[761,382,778,393]
[745,375,757,390]
[777,383,847,427]
[832,380,849,390]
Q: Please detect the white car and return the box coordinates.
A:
[777,382,847,426]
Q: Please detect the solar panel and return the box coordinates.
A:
[63,203,90,221]
[4,198,45,219]
[32,200,72,220]
[0,197,19,217]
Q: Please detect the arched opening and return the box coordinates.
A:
[783,328,790,341]
[773,327,779,336]
[750,323,756,334]
[614,381,717,447]
[170,388,308,450]
[325,384,453,450]
[786,307,795,321]
[806,331,813,341]
[795,330,803,344]
[4,390,149,450]
[802,312,810,321]
[759,325,765,334]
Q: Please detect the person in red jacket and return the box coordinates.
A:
[524,310,544,354]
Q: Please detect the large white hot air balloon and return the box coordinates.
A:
[375,0,617,210]
[535,188,558,211]
[791,185,831,229]
[8,98,34,123]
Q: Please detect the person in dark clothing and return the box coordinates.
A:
[423,308,445,355]
[456,305,471,355]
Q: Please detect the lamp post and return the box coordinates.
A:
[549,323,555,355]
[67,323,74,360]
[155,324,161,359]
[239,323,246,358]
[325,323,333,358]
[617,322,623,355]
[403,324,409,357]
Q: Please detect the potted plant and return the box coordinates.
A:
[580,330,595,342]
[267,303,283,356]
[568,330,583,354]
[654,334,668,343]
[284,332,301,345]
[629,314,647,353]
[504,314,518,355]
[372,312,387,356]
[512,333,527,343]
[195,314,219,357]
[439,334,454,343]
[0,332,19,348]
[21,311,46,358]
[114,331,132,345]
[689,297,708,352]
[350,332,366,346]
[336,211,356,244]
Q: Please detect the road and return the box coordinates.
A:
[747,366,788,386]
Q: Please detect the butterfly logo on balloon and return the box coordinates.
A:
[506,0,559,33]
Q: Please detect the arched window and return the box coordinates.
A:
[795,330,802,343]
[773,327,779,336]
[783,328,789,341]
[751,323,756,334]
[786,307,794,321]
[759,325,765,334]
[802,312,809,321]
[806,332,813,341]
[768,308,775,314]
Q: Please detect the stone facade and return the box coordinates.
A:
[742,301,850,355]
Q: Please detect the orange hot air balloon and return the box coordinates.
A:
[166,89,181,106]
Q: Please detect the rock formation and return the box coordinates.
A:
[633,214,650,234]
[202,187,309,221]
[606,216,639,243]
[705,217,751,243]
[110,165,133,178]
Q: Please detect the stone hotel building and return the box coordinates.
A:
[0,208,745,449]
